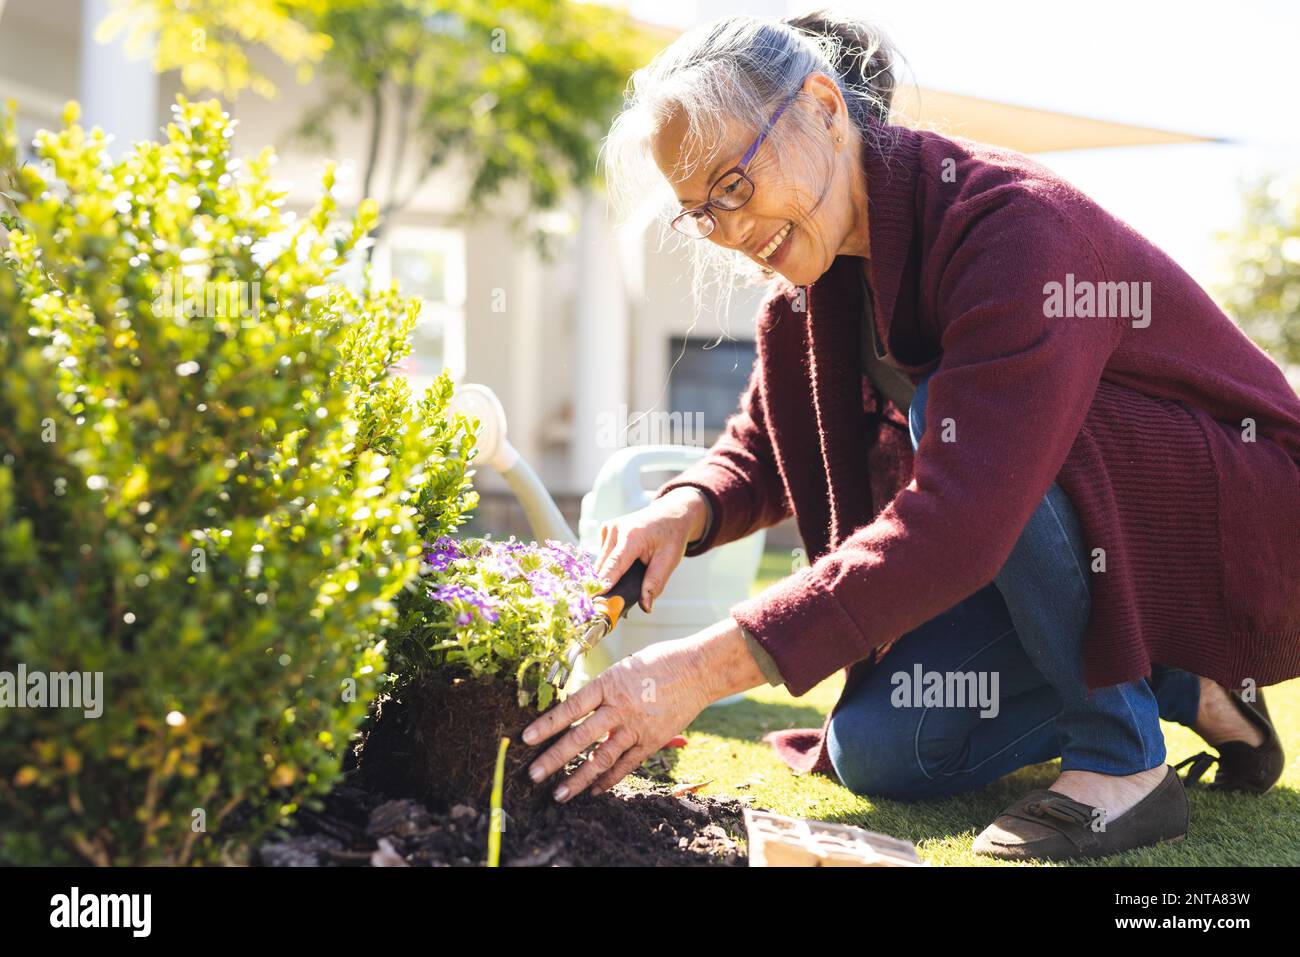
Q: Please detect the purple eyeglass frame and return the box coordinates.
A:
[671,88,801,238]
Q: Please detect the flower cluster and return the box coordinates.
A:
[427,583,500,625]
[392,535,607,708]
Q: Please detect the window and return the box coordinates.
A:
[375,226,466,394]
[667,335,758,433]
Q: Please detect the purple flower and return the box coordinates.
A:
[421,536,602,632]
[423,535,462,572]
[525,569,560,598]
[428,581,500,624]
[485,544,524,578]
[568,593,596,624]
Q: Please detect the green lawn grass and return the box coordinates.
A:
[671,548,1300,866]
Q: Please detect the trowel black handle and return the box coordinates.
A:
[600,557,649,623]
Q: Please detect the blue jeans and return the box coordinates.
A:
[826,374,1203,800]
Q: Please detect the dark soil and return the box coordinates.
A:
[262,669,751,866]
[257,777,750,867]
[350,670,559,823]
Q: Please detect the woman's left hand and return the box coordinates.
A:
[523,617,763,801]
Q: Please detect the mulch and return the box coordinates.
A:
[256,774,751,867]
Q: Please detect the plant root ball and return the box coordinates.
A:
[353,670,562,823]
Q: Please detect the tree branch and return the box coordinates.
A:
[361,81,386,209]
[384,66,416,214]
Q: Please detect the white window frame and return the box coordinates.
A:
[374,225,467,384]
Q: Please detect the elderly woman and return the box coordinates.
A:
[523,10,1300,860]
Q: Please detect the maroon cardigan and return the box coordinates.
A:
[654,119,1300,776]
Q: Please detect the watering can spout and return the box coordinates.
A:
[448,383,579,545]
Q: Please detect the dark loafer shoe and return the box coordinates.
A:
[1174,688,1285,794]
[972,765,1189,862]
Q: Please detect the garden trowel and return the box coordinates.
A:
[546,557,649,689]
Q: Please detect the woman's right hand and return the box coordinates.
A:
[594,487,710,614]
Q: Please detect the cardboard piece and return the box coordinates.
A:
[744,808,926,867]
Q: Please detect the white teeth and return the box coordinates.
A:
[759,222,794,260]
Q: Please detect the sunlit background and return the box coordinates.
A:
[2,0,1296,544]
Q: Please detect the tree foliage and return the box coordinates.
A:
[99,0,658,251]
[97,0,335,101]
[1218,173,1300,385]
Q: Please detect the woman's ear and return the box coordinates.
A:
[802,72,846,130]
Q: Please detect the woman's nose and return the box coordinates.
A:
[709,211,752,251]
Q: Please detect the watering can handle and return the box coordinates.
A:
[617,445,705,514]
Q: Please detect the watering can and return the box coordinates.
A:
[449,384,766,707]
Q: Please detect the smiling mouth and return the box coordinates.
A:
[757,221,794,261]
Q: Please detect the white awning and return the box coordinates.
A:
[890,85,1220,153]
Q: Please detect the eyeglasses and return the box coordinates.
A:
[670,89,799,239]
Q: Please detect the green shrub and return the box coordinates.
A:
[0,96,477,864]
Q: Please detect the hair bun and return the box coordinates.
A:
[783,8,896,124]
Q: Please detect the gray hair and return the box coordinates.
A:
[602,9,906,329]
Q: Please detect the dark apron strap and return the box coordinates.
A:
[859,266,916,412]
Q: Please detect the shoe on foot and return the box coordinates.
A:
[1175,688,1285,794]
[972,765,1188,862]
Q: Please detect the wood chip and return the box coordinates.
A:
[370,837,410,867]
[671,780,713,796]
